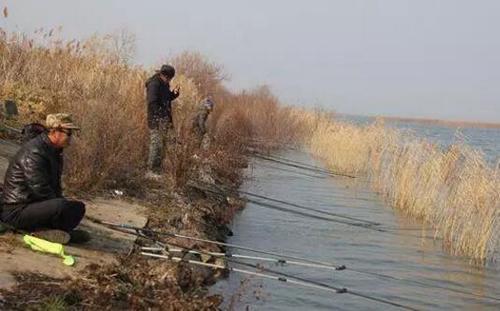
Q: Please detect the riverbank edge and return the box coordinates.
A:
[0,141,249,310]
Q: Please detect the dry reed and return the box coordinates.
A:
[0,31,300,191]
[304,112,499,262]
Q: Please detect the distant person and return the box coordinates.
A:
[192,97,215,148]
[0,113,89,244]
[145,64,180,179]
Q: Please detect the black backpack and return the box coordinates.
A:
[21,123,47,142]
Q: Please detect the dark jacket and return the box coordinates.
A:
[1,133,63,206]
[146,73,179,129]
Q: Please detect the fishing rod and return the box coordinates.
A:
[192,182,381,226]
[85,216,348,271]
[227,186,427,232]
[140,243,419,310]
[347,266,500,303]
[141,252,349,294]
[143,232,495,309]
[242,196,378,227]
[191,181,432,233]
[252,152,355,178]
[191,183,406,234]
[256,162,328,179]
[246,138,294,150]
[229,259,420,311]
[141,238,419,311]
[87,217,500,304]
[1,124,22,134]
[246,179,376,203]
[195,183,384,230]
[251,153,357,179]
[141,246,344,271]
[247,198,387,231]
[250,198,439,238]
[253,151,338,174]
[238,188,427,231]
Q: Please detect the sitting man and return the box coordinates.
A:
[192,97,215,148]
[0,113,88,244]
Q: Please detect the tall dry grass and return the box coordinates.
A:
[0,31,301,191]
[304,113,500,262]
[0,31,149,190]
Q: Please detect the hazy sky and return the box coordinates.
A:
[1,0,499,122]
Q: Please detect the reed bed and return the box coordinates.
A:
[0,32,300,191]
[304,113,499,262]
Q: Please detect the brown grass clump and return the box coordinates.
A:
[0,260,223,310]
[303,112,499,262]
[0,31,150,190]
[170,51,226,97]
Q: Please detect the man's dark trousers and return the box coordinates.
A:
[2,198,85,232]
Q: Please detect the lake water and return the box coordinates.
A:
[211,149,500,310]
[340,115,500,166]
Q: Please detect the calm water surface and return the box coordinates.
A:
[341,115,500,165]
[211,150,500,310]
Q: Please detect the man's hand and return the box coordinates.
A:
[172,85,181,97]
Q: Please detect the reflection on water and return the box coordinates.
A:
[211,150,500,310]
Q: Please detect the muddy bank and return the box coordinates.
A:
[0,138,248,310]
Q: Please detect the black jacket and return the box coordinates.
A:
[1,133,63,205]
[146,73,179,129]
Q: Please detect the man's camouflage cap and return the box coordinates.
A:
[45,113,80,130]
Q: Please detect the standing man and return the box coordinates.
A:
[0,113,88,244]
[145,64,180,178]
[192,97,215,148]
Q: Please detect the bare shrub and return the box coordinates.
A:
[0,31,305,193]
[170,51,226,97]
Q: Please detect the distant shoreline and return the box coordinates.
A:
[344,114,500,129]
